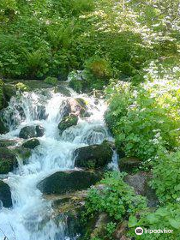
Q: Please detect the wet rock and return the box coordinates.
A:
[58,115,78,134]
[35,125,44,137]
[19,125,44,139]
[68,98,87,117]
[90,213,109,239]
[0,147,17,174]
[22,138,40,149]
[47,190,87,238]
[113,221,129,240]
[125,172,159,207]
[0,139,18,147]
[0,117,8,134]
[38,170,101,195]
[0,180,12,208]
[74,141,113,169]
[12,146,31,162]
[54,85,71,97]
[118,157,141,173]
[37,105,48,120]
[3,84,16,102]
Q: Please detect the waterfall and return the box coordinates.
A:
[0,87,117,240]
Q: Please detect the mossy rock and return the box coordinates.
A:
[22,138,40,149]
[74,141,113,169]
[0,139,18,147]
[118,157,141,173]
[12,146,31,163]
[3,84,16,102]
[54,85,71,97]
[58,115,78,133]
[0,147,18,174]
[0,118,8,134]
[0,180,12,208]
[37,170,101,195]
[19,125,44,139]
[68,98,87,117]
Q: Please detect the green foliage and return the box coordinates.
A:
[128,203,180,239]
[151,151,180,203]
[16,82,29,92]
[23,48,50,78]
[44,76,58,86]
[0,80,4,110]
[82,172,147,239]
[105,71,180,162]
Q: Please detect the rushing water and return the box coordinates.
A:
[0,87,117,240]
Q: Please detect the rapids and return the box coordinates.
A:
[0,87,117,240]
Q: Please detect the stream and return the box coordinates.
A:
[0,86,117,240]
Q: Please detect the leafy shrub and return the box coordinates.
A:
[82,172,147,239]
[23,48,50,79]
[85,56,112,80]
[105,65,180,162]
[151,151,180,203]
[44,76,58,86]
[128,203,180,239]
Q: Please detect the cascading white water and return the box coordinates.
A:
[0,87,117,240]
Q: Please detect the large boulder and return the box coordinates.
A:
[19,125,44,139]
[58,115,78,134]
[125,172,159,207]
[38,170,101,195]
[74,141,113,169]
[22,138,40,149]
[0,147,17,174]
[0,181,12,208]
[118,157,141,173]
[0,146,31,174]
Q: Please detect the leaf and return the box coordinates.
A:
[128,215,138,227]
[169,219,180,229]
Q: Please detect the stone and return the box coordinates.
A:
[3,84,16,102]
[0,139,18,147]
[68,98,87,117]
[54,85,71,97]
[0,147,17,174]
[22,138,40,149]
[12,146,31,162]
[0,117,8,134]
[35,125,44,137]
[38,170,101,195]
[58,115,78,133]
[118,157,141,173]
[37,105,48,120]
[125,171,159,207]
[74,141,113,169]
[0,180,12,208]
[19,125,44,139]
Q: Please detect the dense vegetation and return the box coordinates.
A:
[1,0,180,239]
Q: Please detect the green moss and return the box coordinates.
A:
[0,147,17,174]
[58,115,78,133]
[22,138,40,149]
[44,76,58,86]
